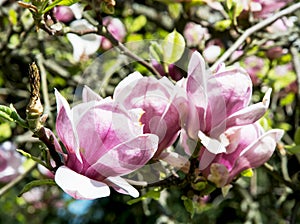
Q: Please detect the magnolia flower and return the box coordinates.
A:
[183,22,210,48]
[54,87,158,199]
[0,141,24,182]
[199,123,284,187]
[241,0,292,19]
[182,51,272,157]
[67,19,102,62]
[113,72,188,158]
[101,17,126,50]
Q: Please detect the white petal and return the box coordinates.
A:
[106,176,139,198]
[55,166,110,200]
[198,130,227,154]
[113,72,143,98]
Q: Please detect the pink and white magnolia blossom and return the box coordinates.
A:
[199,123,284,187]
[54,87,159,200]
[67,19,102,62]
[0,141,24,183]
[183,52,268,142]
[181,51,280,168]
[113,72,188,158]
[179,51,284,186]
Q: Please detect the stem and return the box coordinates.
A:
[0,162,37,198]
[98,27,162,78]
[210,2,300,71]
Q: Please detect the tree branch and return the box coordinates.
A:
[210,2,300,71]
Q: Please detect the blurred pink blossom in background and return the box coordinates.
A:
[101,16,126,50]
[183,22,210,49]
[0,141,24,183]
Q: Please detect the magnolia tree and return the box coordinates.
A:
[0,0,300,223]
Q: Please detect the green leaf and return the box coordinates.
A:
[285,144,300,154]
[168,3,182,20]
[214,19,232,31]
[0,105,14,122]
[241,168,253,177]
[234,1,244,18]
[162,29,185,64]
[0,123,11,141]
[43,0,78,14]
[16,149,47,167]
[19,179,56,197]
[8,9,18,26]
[0,105,27,127]
[295,127,300,145]
[129,15,147,33]
[181,196,195,217]
[149,41,164,62]
[127,188,161,205]
[280,92,295,107]
[57,0,78,6]
[226,0,233,10]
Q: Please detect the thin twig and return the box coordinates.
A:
[66,26,162,78]
[210,2,300,71]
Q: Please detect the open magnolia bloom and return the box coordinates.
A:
[181,51,273,157]
[113,72,188,158]
[199,123,284,187]
[54,87,159,200]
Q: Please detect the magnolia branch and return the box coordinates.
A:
[66,27,162,78]
[210,2,300,71]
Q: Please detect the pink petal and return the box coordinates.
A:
[89,134,158,177]
[186,51,208,109]
[75,100,145,165]
[210,67,252,117]
[113,72,143,98]
[105,176,139,198]
[214,89,272,134]
[230,129,284,180]
[55,90,82,163]
[55,166,110,200]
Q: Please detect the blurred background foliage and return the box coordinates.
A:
[1,0,300,223]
